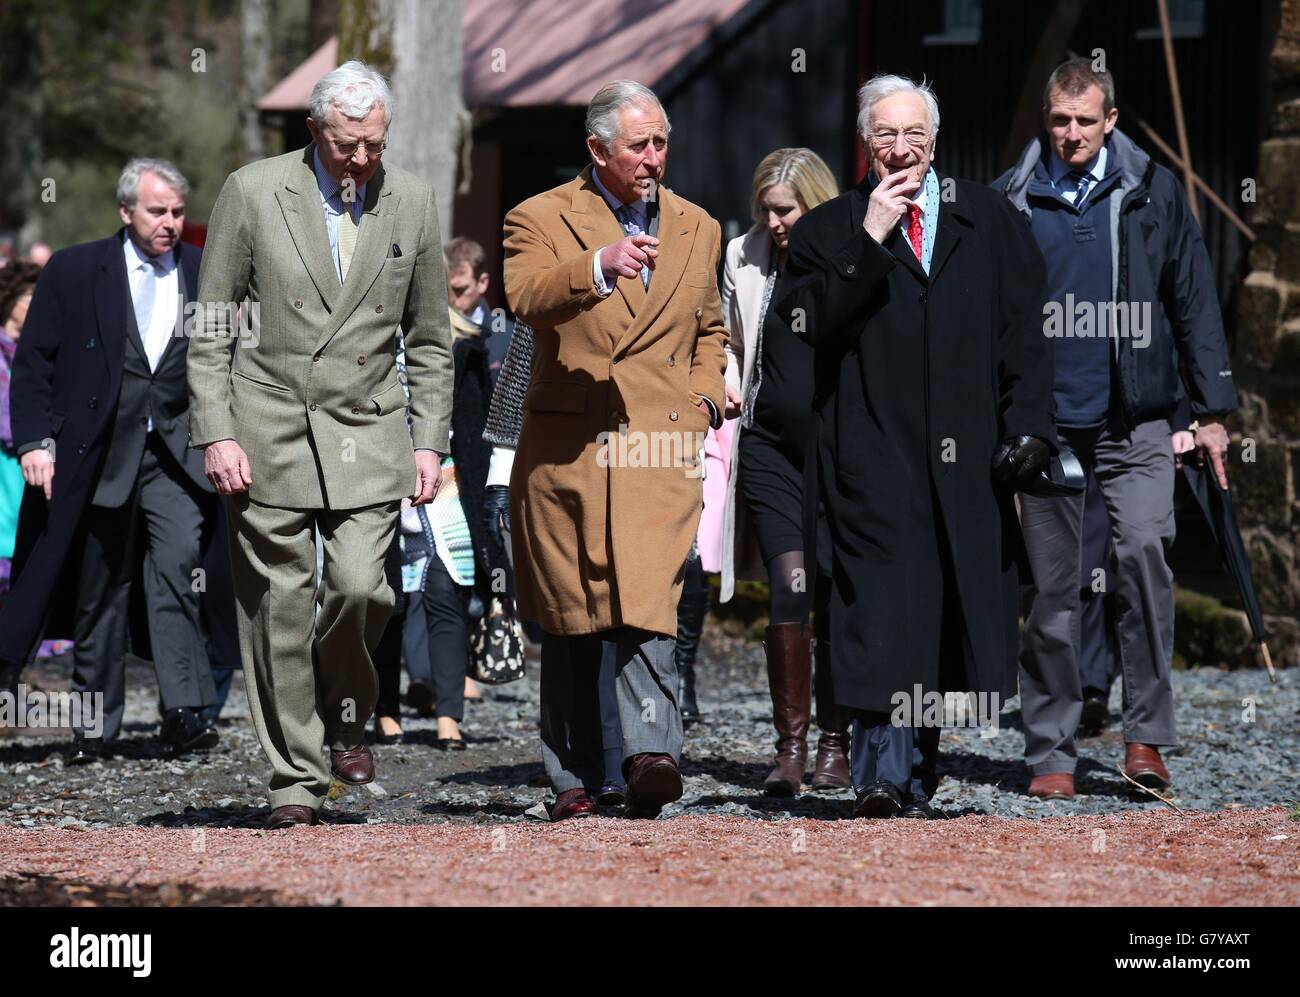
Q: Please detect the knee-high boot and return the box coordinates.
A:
[763,622,812,796]
[675,586,709,725]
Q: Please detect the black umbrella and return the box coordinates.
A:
[1179,459,1276,681]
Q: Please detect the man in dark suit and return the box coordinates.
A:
[777,75,1055,820]
[1,158,220,761]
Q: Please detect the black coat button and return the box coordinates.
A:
[352,406,360,414]
[88,397,98,409]
[918,293,927,304]
[85,338,96,349]
[294,300,303,309]
[77,444,87,455]
[309,403,317,411]
[357,355,366,365]
[375,305,384,314]
[845,264,856,275]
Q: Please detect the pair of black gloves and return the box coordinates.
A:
[484,484,510,549]
[991,435,1053,488]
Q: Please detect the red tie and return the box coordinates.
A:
[907,203,923,262]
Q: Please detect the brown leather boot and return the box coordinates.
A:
[810,640,851,790]
[763,623,812,796]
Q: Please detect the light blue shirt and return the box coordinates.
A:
[896,167,939,275]
[1047,145,1107,208]
[312,147,368,285]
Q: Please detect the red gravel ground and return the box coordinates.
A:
[3,807,1298,906]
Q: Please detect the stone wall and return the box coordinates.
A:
[1233,0,1300,665]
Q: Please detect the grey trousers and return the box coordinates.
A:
[1019,419,1177,775]
[227,495,399,810]
[72,435,215,741]
[539,627,681,794]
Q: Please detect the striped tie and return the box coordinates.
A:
[1069,170,1092,207]
[616,205,650,288]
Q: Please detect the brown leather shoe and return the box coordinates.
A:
[550,788,596,822]
[268,805,319,829]
[330,743,375,785]
[763,623,812,796]
[810,639,850,790]
[1027,772,1076,800]
[1125,743,1171,790]
[624,752,683,819]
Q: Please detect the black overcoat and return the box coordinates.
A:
[776,173,1054,713]
[0,233,218,666]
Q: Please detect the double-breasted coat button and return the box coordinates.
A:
[352,406,360,414]
[375,305,384,314]
[357,355,366,365]
[294,300,303,309]
[669,410,679,422]
[694,308,702,318]
[845,263,856,275]
[309,403,317,411]
[667,355,676,367]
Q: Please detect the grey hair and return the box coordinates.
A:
[310,60,394,126]
[856,73,941,142]
[585,80,670,151]
[116,158,190,210]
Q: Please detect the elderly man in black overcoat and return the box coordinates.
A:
[777,74,1055,819]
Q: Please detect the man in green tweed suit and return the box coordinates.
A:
[188,61,453,829]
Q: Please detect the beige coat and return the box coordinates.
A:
[188,146,453,509]
[503,166,728,637]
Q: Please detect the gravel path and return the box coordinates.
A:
[1,631,1294,830]
[1,631,1297,906]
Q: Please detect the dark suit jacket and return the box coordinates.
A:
[0,232,211,665]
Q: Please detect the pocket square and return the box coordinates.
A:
[391,243,403,258]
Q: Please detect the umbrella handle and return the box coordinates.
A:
[1258,640,1277,683]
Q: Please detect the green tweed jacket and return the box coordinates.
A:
[188,146,453,509]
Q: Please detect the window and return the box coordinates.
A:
[1136,0,1205,39]
[923,0,982,46]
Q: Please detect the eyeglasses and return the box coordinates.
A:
[326,137,388,160]
[869,128,930,148]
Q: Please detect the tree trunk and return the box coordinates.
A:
[239,0,273,163]
[339,0,466,232]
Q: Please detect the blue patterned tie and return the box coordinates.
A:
[1069,170,1092,208]
[616,204,650,288]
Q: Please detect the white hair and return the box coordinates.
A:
[116,158,189,210]
[585,80,670,151]
[310,60,394,126]
[856,74,941,142]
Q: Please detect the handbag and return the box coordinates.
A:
[469,597,526,684]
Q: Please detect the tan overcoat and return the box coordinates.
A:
[503,166,728,637]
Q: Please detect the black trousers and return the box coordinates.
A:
[401,549,472,723]
[71,434,215,741]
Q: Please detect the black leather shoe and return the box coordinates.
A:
[1079,692,1109,735]
[853,780,903,819]
[406,681,436,717]
[434,737,467,751]
[65,735,104,766]
[596,783,626,806]
[899,795,936,820]
[159,707,219,754]
[372,717,402,746]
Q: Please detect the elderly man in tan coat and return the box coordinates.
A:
[188,61,453,829]
[504,80,727,821]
